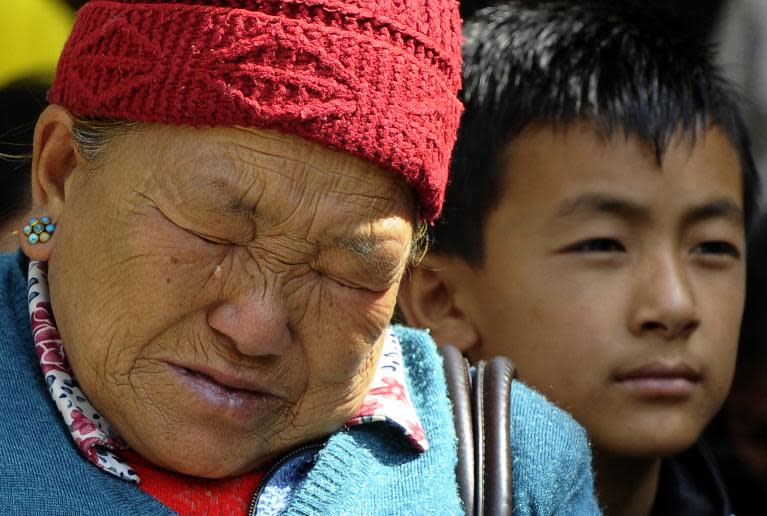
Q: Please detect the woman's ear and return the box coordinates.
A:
[18,105,78,261]
[397,254,480,352]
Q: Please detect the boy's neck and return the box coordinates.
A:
[593,451,662,516]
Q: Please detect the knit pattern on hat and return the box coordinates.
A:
[49,0,462,221]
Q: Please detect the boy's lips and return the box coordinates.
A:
[614,362,702,398]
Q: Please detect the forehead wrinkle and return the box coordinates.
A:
[229,144,314,178]
[327,188,409,218]
[211,132,415,237]
[225,141,355,184]
[166,145,262,199]
[225,139,407,201]
[229,148,392,214]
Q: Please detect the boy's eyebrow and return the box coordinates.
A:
[681,199,744,228]
[556,193,744,227]
[556,193,648,221]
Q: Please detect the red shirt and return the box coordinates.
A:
[122,450,266,516]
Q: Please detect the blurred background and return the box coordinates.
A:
[0,0,79,250]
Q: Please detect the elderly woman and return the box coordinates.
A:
[0,1,600,514]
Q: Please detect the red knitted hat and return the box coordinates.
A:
[49,0,463,221]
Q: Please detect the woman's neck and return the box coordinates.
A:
[593,450,662,516]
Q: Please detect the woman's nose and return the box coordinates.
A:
[628,257,700,341]
[207,296,292,357]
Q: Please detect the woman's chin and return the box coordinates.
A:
[173,460,262,479]
[127,435,276,478]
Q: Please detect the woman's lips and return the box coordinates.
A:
[614,362,702,398]
[167,363,283,421]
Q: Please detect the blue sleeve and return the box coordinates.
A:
[510,381,602,515]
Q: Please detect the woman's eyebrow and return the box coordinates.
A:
[190,179,254,216]
[218,197,253,216]
[335,235,404,274]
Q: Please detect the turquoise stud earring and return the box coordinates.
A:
[23,217,56,245]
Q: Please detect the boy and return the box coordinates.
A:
[397,2,760,515]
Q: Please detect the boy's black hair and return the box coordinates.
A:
[432,0,760,264]
[459,0,726,41]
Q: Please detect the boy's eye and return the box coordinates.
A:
[564,238,626,253]
[692,241,741,259]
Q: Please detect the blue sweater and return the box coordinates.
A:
[0,252,600,515]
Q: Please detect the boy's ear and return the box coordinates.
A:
[18,105,79,261]
[397,254,480,353]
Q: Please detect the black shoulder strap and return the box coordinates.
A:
[440,345,516,516]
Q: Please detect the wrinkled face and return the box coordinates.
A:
[460,122,745,458]
[47,125,415,477]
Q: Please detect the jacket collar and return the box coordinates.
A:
[651,440,732,516]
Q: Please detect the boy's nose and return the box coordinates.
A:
[207,295,292,358]
[628,257,700,341]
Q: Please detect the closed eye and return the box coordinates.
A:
[563,238,626,253]
[194,232,228,246]
[324,275,382,296]
[320,269,390,294]
[150,204,230,246]
[328,275,363,290]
